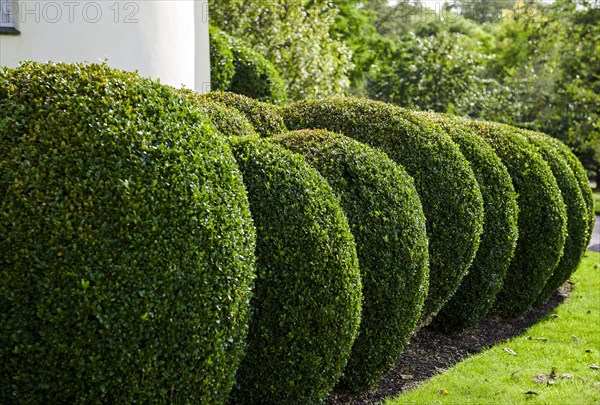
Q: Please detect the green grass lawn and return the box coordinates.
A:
[593,191,600,216]
[387,251,600,405]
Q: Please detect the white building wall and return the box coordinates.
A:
[0,0,210,92]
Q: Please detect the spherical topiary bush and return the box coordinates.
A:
[208,29,287,104]
[0,62,256,403]
[176,89,259,139]
[203,91,287,138]
[540,135,595,247]
[282,97,484,324]
[414,112,519,332]
[196,100,259,139]
[462,119,567,317]
[209,25,236,91]
[273,129,429,391]
[513,128,589,305]
[229,138,362,404]
[230,40,287,105]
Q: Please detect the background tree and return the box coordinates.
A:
[211,0,598,184]
[480,0,600,185]
[445,0,516,23]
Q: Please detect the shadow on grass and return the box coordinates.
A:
[328,282,573,404]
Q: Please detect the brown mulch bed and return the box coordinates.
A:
[327,283,573,404]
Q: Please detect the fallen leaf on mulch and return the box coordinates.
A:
[591,364,600,370]
[400,375,414,380]
[504,347,517,356]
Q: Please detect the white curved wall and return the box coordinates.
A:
[0,0,210,92]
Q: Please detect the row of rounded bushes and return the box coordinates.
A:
[0,63,594,404]
[414,112,520,332]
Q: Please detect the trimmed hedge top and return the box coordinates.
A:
[282,97,484,323]
[415,112,519,332]
[463,119,567,317]
[202,91,287,138]
[273,129,429,391]
[229,138,362,404]
[0,62,256,404]
[176,89,259,139]
[514,128,589,305]
[208,27,287,104]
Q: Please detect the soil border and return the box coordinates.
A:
[327,283,573,404]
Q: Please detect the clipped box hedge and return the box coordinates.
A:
[414,112,519,332]
[208,27,287,104]
[196,99,259,139]
[209,25,236,92]
[203,91,287,138]
[274,129,429,391]
[0,62,256,404]
[229,138,362,404]
[514,129,589,305]
[463,119,567,317]
[541,135,595,247]
[176,89,259,139]
[282,97,484,323]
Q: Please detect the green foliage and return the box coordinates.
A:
[228,40,287,105]
[513,129,590,305]
[176,89,259,139]
[463,119,568,317]
[209,25,236,91]
[208,27,287,104]
[210,0,353,100]
[478,0,600,186]
[541,135,596,245]
[0,62,256,403]
[446,0,514,23]
[331,0,600,186]
[548,0,600,185]
[416,112,519,332]
[363,0,422,38]
[329,0,396,96]
[273,129,429,391]
[282,97,484,324]
[229,138,362,404]
[366,31,508,117]
[202,92,287,138]
[196,101,259,139]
